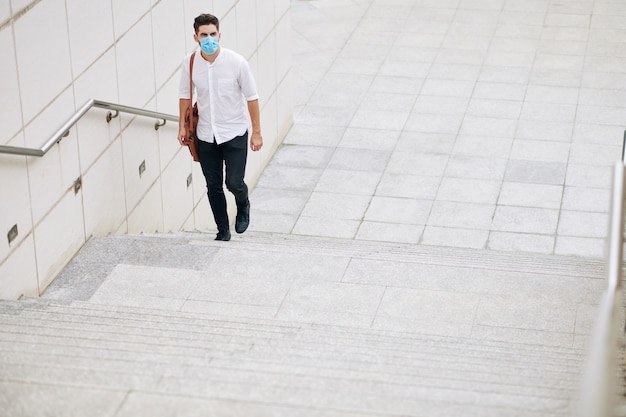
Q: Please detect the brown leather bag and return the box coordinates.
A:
[183,52,199,162]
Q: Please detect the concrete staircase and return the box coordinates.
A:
[0,232,610,416]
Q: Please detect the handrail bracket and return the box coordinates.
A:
[155,119,167,130]
[106,110,119,123]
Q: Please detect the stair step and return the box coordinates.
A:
[1,230,602,417]
[0,302,585,387]
[0,327,583,379]
[4,300,587,362]
[64,301,585,353]
[0,352,581,415]
[0,357,573,416]
[154,231,606,279]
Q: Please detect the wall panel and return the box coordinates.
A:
[66,0,115,77]
[34,190,85,293]
[0,28,22,143]
[0,236,38,300]
[14,0,72,124]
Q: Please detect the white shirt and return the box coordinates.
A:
[179,48,259,144]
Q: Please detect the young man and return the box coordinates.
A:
[177,13,263,241]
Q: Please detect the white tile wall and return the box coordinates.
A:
[220,11,239,51]
[276,0,289,17]
[34,190,85,291]
[10,0,32,15]
[256,0,275,43]
[0,2,9,23]
[258,32,277,106]
[256,94,278,175]
[0,27,22,143]
[193,197,214,231]
[74,50,122,170]
[76,110,122,170]
[236,0,258,59]
[151,0,187,89]
[111,0,151,38]
[0,136,31,263]
[245,125,271,184]
[183,211,195,230]
[157,124,183,171]
[0,235,38,299]
[116,220,128,234]
[161,151,195,232]
[25,89,79,224]
[14,0,72,124]
[277,11,292,86]
[120,116,161,211]
[0,1,292,300]
[276,71,294,140]
[82,141,126,237]
[154,81,183,204]
[74,49,120,104]
[213,0,237,21]
[66,0,115,77]
[127,179,164,234]
[275,11,292,83]
[34,190,85,292]
[155,67,183,116]
[116,16,156,108]
[248,52,260,103]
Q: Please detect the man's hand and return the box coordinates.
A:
[177,126,187,146]
[247,100,263,152]
[178,98,191,146]
[250,131,263,151]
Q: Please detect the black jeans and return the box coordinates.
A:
[197,132,249,231]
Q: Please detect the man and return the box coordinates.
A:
[177,13,263,241]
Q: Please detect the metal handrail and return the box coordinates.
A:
[578,160,625,417]
[0,99,179,157]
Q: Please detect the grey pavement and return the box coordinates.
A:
[250,0,626,259]
[1,0,625,416]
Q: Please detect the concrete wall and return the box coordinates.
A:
[0,0,293,299]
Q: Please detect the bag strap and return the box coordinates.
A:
[189,52,196,103]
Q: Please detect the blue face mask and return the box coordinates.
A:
[200,36,219,55]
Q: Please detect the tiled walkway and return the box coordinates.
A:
[251,0,626,258]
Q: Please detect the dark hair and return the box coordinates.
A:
[194,14,220,33]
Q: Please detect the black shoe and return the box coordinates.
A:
[215,229,231,241]
[235,201,250,234]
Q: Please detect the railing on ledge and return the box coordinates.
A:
[0,99,179,157]
[578,158,625,417]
